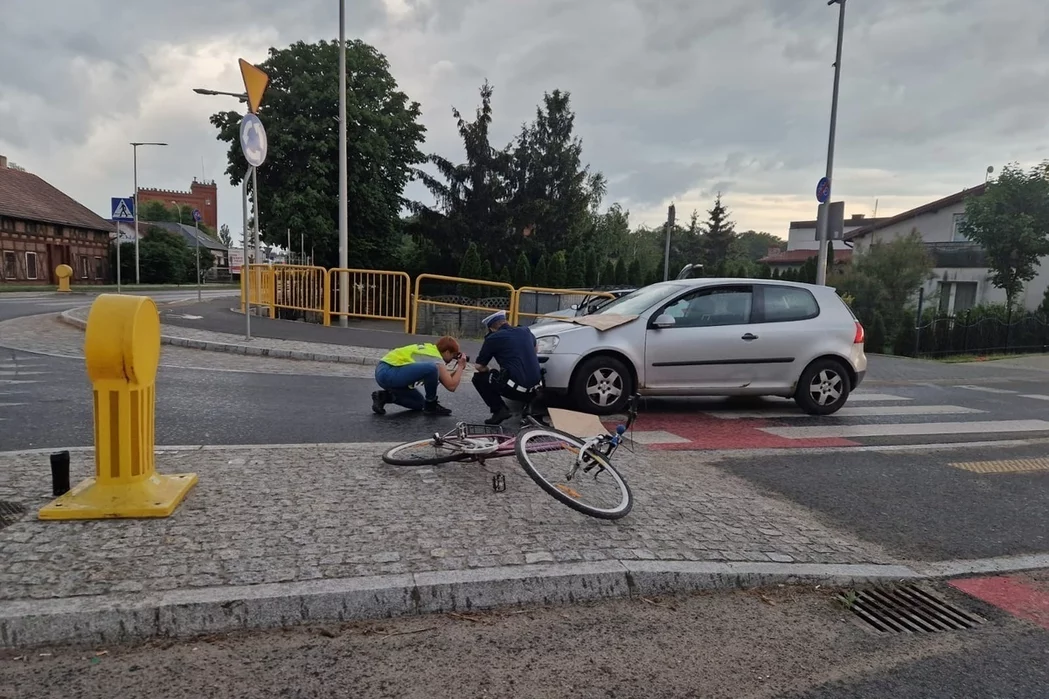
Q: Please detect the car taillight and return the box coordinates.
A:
[853,321,865,344]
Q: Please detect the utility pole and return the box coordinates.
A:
[337,0,349,326]
[815,0,847,286]
[662,203,676,281]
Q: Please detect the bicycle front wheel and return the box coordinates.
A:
[514,426,633,519]
[382,438,474,466]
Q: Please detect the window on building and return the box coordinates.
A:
[937,281,978,315]
[2,251,16,279]
[24,252,38,280]
[79,256,90,279]
[95,256,104,279]
[951,213,969,242]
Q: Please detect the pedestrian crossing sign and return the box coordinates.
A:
[111,197,135,222]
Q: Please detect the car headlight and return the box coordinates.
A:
[535,335,559,353]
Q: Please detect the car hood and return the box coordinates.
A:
[530,320,591,337]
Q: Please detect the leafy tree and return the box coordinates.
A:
[627,258,643,287]
[138,200,180,223]
[459,242,483,281]
[840,230,934,341]
[1038,285,1049,318]
[513,252,531,288]
[735,230,784,262]
[758,263,772,279]
[218,224,233,248]
[961,162,1049,315]
[614,257,628,285]
[497,265,512,284]
[548,250,568,288]
[533,255,549,287]
[600,259,616,287]
[866,311,887,353]
[583,250,599,287]
[479,258,494,282]
[701,193,737,267]
[210,40,425,270]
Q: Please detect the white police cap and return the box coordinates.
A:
[482,310,507,327]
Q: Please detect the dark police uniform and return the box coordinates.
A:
[472,318,543,419]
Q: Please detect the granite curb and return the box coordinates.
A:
[58,307,380,367]
[0,560,923,649]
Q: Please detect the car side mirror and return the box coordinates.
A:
[570,304,578,310]
[652,314,676,328]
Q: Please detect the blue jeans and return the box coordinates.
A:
[375,361,439,411]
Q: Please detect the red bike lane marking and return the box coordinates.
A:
[604,414,859,450]
[950,575,1049,631]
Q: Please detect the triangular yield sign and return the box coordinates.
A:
[239,58,270,114]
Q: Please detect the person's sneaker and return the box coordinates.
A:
[371,390,389,415]
[485,407,513,425]
[423,400,452,416]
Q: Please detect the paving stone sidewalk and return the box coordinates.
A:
[0,445,892,603]
[0,314,376,378]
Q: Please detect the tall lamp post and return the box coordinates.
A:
[131,142,168,284]
[337,0,349,327]
[815,0,847,287]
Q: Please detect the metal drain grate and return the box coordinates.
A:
[839,584,986,634]
[0,501,27,531]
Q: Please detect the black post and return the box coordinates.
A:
[50,451,70,497]
[1005,303,1013,352]
[913,287,924,357]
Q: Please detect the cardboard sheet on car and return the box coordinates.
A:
[561,314,637,331]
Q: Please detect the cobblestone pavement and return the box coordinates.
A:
[0,446,891,602]
[0,314,376,378]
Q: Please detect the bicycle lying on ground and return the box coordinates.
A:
[382,394,641,520]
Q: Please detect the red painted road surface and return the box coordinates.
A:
[613,413,859,450]
[950,575,1049,631]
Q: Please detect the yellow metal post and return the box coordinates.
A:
[38,294,197,520]
[55,264,73,292]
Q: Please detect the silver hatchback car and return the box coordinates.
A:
[532,278,867,415]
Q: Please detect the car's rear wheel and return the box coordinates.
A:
[795,358,851,415]
[571,355,633,415]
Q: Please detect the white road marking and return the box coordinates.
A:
[956,385,1018,394]
[0,403,27,407]
[707,405,984,419]
[0,371,46,377]
[1021,394,1049,401]
[761,419,1049,439]
[0,380,39,385]
[627,430,691,444]
[842,393,914,402]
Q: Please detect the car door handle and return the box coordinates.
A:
[741,333,758,341]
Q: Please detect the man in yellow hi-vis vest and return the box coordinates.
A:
[372,336,467,415]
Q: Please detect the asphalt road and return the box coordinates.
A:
[5,347,1049,453]
[2,577,1046,698]
[0,289,237,322]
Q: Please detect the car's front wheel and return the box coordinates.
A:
[794,358,851,415]
[570,355,633,415]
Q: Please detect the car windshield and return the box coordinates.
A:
[590,283,681,316]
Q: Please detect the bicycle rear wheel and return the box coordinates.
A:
[514,426,633,519]
[382,438,475,466]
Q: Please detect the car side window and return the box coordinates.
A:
[663,288,753,328]
[760,285,820,323]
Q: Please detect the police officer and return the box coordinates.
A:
[372,336,466,416]
[472,310,543,425]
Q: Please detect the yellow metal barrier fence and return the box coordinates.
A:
[327,268,412,331]
[271,264,328,320]
[240,264,275,313]
[412,274,515,335]
[512,286,615,325]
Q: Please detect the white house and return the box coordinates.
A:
[759,213,889,273]
[845,184,1049,314]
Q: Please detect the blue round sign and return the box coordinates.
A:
[239,113,268,167]
[816,177,831,204]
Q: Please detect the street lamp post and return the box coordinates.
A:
[815,0,847,287]
[131,142,168,284]
[337,0,349,328]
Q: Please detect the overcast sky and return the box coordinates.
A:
[1,0,1046,245]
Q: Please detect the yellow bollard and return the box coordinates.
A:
[39,294,197,520]
[55,264,72,292]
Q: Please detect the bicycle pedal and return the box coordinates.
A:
[492,473,506,493]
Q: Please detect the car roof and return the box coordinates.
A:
[658,277,836,292]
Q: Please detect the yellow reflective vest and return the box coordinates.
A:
[380,343,442,367]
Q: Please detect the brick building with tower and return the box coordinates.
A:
[137,178,217,230]
[0,155,112,286]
